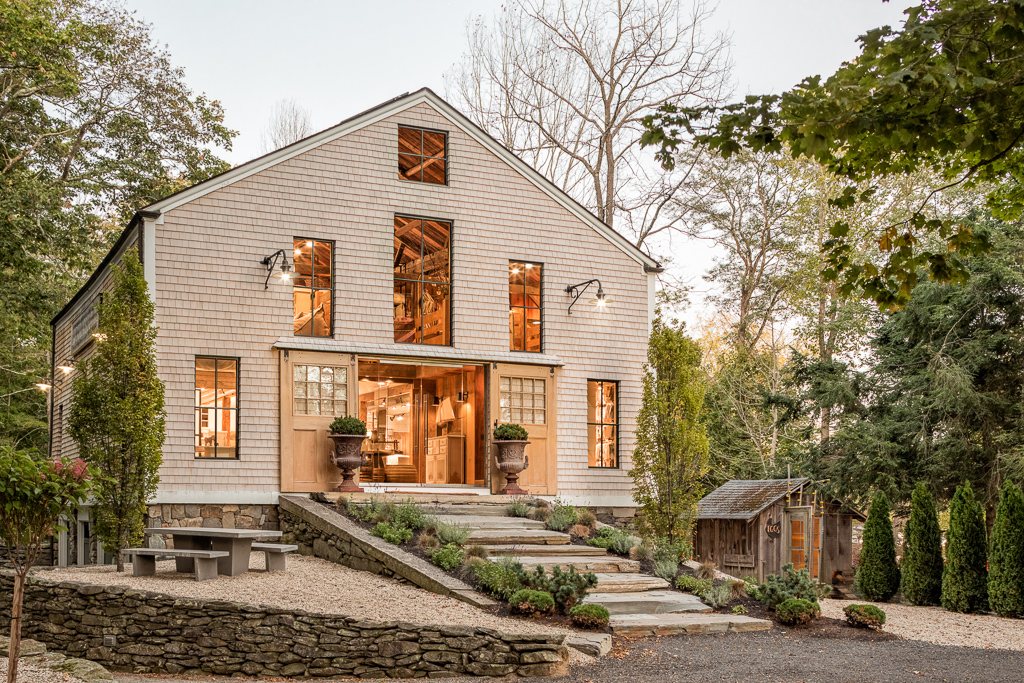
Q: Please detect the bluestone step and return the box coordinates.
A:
[434,515,545,530]
[468,529,570,545]
[481,544,606,557]
[584,590,710,615]
[610,613,771,637]
[592,572,670,593]
[517,555,639,573]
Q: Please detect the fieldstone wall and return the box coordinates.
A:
[0,572,568,678]
[146,504,278,530]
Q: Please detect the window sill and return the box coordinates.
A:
[194,457,242,461]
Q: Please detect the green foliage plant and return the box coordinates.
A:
[843,604,886,630]
[988,481,1024,618]
[569,604,610,629]
[630,315,709,543]
[610,532,642,556]
[858,491,901,602]
[694,578,713,596]
[775,598,820,626]
[392,500,427,531]
[372,522,413,545]
[529,506,553,523]
[675,574,699,593]
[629,542,655,563]
[436,519,472,546]
[493,423,529,440]
[431,543,465,571]
[654,537,688,564]
[654,559,679,582]
[417,532,441,554]
[759,564,829,609]
[508,589,555,615]
[464,544,489,560]
[545,509,574,532]
[700,583,732,609]
[521,565,598,613]
[329,416,367,435]
[505,497,532,517]
[732,604,748,615]
[0,450,95,682]
[902,483,944,606]
[943,482,989,613]
[67,252,165,572]
[473,557,524,600]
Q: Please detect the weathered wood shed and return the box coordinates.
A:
[693,478,865,584]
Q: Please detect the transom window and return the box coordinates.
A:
[394,215,451,345]
[499,377,546,425]
[588,380,618,468]
[509,261,542,352]
[195,358,238,459]
[293,238,332,336]
[398,126,447,184]
[293,365,348,416]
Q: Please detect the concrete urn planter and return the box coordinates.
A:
[329,434,369,492]
[494,439,530,495]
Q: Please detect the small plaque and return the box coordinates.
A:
[765,518,782,539]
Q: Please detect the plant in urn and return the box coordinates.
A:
[328,416,369,492]
[493,423,530,495]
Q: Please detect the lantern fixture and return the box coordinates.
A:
[260,249,292,290]
[564,278,612,315]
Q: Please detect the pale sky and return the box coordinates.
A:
[125,0,909,316]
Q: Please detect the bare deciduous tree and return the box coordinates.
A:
[259,98,314,153]
[445,0,730,245]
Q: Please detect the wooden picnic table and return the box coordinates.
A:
[144,527,283,576]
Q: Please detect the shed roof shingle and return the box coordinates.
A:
[697,478,809,520]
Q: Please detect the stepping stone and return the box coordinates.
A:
[468,529,570,545]
[565,633,612,657]
[584,590,711,615]
[434,515,546,530]
[592,572,670,593]
[610,613,772,637]
[517,555,639,573]
[482,544,604,557]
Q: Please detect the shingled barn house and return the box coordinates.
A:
[693,478,865,585]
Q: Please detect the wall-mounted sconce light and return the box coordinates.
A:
[57,360,75,374]
[564,279,612,315]
[260,249,292,290]
[36,383,51,392]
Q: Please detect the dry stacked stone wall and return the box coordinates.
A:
[0,572,568,678]
[145,504,278,531]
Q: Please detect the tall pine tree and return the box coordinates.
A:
[901,483,944,606]
[988,481,1024,618]
[857,490,900,601]
[942,482,988,613]
[68,250,165,572]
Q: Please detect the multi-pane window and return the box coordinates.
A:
[499,377,546,425]
[587,380,617,467]
[293,364,349,416]
[293,238,332,336]
[398,126,447,184]
[394,215,451,345]
[509,261,542,352]
[195,358,238,459]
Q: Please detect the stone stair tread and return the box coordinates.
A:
[584,590,710,615]
[434,515,545,529]
[516,555,639,573]
[610,613,772,637]
[592,572,671,593]
[468,529,570,545]
[481,544,607,557]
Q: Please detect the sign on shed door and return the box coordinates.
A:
[489,363,557,495]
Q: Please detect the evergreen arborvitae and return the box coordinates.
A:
[942,482,988,613]
[857,491,900,602]
[901,483,944,606]
[988,481,1024,618]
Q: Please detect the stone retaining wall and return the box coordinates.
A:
[0,572,567,678]
[146,504,278,532]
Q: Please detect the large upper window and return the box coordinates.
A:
[509,261,542,352]
[394,216,451,345]
[398,126,447,184]
[195,358,238,459]
[587,380,618,468]
[293,238,332,336]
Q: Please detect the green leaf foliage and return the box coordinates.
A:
[630,315,709,543]
[569,604,610,629]
[758,563,829,609]
[371,522,413,545]
[328,416,366,435]
[642,0,1022,308]
[508,589,554,615]
[430,543,465,571]
[775,598,820,626]
[942,482,989,613]
[857,491,901,602]
[843,604,886,630]
[66,252,164,571]
[988,481,1024,618]
[901,484,944,606]
[493,423,529,440]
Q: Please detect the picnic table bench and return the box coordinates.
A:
[251,542,299,571]
[144,527,284,576]
[122,548,227,581]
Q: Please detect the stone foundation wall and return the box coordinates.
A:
[0,572,567,678]
[146,504,278,531]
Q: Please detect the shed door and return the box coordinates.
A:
[784,507,812,572]
[488,363,557,495]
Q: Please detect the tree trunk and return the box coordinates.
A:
[7,571,26,683]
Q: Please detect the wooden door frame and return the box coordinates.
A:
[783,506,812,573]
[487,362,558,495]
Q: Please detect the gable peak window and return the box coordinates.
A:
[394,215,451,345]
[509,261,542,352]
[293,238,332,336]
[398,126,447,185]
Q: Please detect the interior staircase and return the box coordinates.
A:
[435,504,772,637]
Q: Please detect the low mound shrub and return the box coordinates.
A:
[775,598,820,626]
[505,498,532,518]
[509,589,555,615]
[732,604,748,614]
[843,604,886,630]
[546,510,574,532]
[473,557,523,600]
[569,604,610,629]
[577,510,598,528]
[675,574,698,592]
[653,559,679,582]
[436,520,472,546]
[611,533,642,556]
[700,583,732,609]
[464,544,489,560]
[759,563,830,609]
[371,521,412,545]
[521,565,599,613]
[431,543,465,570]
[629,543,654,562]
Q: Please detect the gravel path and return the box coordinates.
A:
[821,598,1024,651]
[1,657,81,683]
[37,554,572,637]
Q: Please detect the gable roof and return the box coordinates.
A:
[144,87,659,269]
[697,478,809,520]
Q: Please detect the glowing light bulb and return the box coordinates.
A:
[511,267,519,274]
